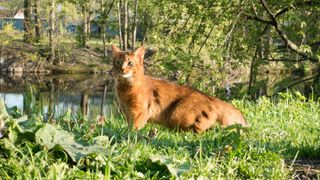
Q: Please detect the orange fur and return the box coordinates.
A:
[111,45,247,133]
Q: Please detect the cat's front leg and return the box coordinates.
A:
[128,110,148,130]
[133,112,149,130]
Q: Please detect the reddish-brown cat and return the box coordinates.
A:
[111,45,247,133]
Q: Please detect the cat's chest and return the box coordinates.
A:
[116,86,145,106]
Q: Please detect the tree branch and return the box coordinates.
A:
[188,1,215,50]
[106,0,115,16]
[272,75,317,96]
[266,54,308,62]
[174,13,194,45]
[246,0,320,23]
[264,58,308,62]
[275,6,292,17]
[260,0,320,63]
[276,40,320,52]
[244,13,274,25]
[197,26,214,55]
[260,0,277,22]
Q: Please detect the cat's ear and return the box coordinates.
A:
[111,45,121,58]
[134,46,145,63]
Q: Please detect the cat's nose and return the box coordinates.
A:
[121,65,127,71]
[121,68,127,74]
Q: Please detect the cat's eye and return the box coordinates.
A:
[128,61,134,67]
[115,60,122,67]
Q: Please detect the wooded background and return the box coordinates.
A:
[0,0,319,99]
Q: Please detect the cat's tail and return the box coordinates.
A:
[212,98,248,128]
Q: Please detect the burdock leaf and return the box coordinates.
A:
[149,155,191,177]
[0,98,9,119]
[35,124,108,162]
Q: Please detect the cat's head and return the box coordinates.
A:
[111,45,145,81]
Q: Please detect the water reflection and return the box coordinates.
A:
[0,73,117,119]
[0,93,24,109]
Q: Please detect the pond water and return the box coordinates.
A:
[0,73,117,119]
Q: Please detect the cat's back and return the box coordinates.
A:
[147,76,194,99]
[147,76,247,129]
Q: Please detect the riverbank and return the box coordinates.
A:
[0,40,111,74]
[0,73,112,94]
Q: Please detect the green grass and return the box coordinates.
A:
[0,92,319,179]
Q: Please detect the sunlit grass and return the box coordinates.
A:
[0,92,319,179]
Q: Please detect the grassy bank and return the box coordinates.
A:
[1,39,111,74]
[0,92,319,179]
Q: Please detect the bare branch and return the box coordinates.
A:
[275,6,292,17]
[106,0,115,16]
[264,58,308,62]
[260,0,276,23]
[272,75,317,96]
[246,0,320,24]
[197,26,214,55]
[244,13,274,25]
[174,13,194,45]
[188,1,215,50]
[266,53,308,62]
[260,0,320,63]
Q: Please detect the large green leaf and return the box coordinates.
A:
[0,98,9,119]
[0,98,42,144]
[35,124,109,162]
[0,98,8,137]
[149,155,191,177]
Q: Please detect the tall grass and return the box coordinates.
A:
[0,91,319,179]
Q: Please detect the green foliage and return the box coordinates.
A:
[0,0,23,13]
[0,92,319,178]
[35,124,110,162]
[0,23,22,45]
[142,0,320,98]
[1,0,319,98]
[75,25,86,47]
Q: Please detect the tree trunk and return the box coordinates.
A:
[23,0,32,43]
[100,0,107,58]
[141,12,149,45]
[34,0,41,42]
[100,0,114,58]
[126,2,130,49]
[81,4,88,47]
[132,0,138,50]
[117,1,123,49]
[122,0,128,50]
[248,48,258,97]
[102,25,107,57]
[49,0,56,64]
[0,43,4,70]
[81,93,89,116]
[100,84,107,116]
[47,79,55,119]
[87,13,91,39]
